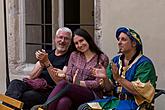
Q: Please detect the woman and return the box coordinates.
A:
[78,27,157,110]
[46,28,109,110]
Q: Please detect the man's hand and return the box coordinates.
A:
[51,68,66,78]
[111,61,120,81]
[23,75,31,79]
[35,49,49,63]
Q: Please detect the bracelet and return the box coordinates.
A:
[46,64,52,68]
[75,80,80,85]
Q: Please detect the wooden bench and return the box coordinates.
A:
[0,94,24,110]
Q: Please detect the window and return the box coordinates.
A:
[64,0,94,37]
[25,0,52,63]
[7,0,100,77]
[25,0,94,64]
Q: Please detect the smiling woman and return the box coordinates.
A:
[73,35,90,54]
[45,28,109,110]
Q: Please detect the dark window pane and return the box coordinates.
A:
[45,25,52,43]
[26,45,42,63]
[25,0,52,63]
[25,0,42,24]
[64,0,80,31]
[26,25,42,44]
[45,0,52,24]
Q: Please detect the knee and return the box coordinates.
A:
[56,97,72,109]
[9,79,23,85]
[5,79,27,99]
[58,97,72,105]
[6,79,23,92]
[22,90,46,109]
[57,80,68,87]
[8,79,27,89]
[48,80,69,99]
[55,80,69,90]
[7,79,27,91]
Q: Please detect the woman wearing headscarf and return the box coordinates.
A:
[78,27,157,110]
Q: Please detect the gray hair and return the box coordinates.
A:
[56,27,72,37]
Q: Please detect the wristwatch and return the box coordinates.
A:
[46,63,52,68]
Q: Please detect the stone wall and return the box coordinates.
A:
[6,0,27,75]
[94,0,102,48]
[0,0,7,93]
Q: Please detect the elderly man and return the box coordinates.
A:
[5,27,73,110]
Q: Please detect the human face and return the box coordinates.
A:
[118,32,135,54]
[73,35,89,53]
[55,31,71,52]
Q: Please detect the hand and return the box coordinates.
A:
[35,49,49,63]
[111,61,120,81]
[99,78,104,88]
[73,69,80,85]
[91,63,107,78]
[23,75,31,79]
[51,68,66,78]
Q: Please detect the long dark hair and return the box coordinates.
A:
[73,28,103,55]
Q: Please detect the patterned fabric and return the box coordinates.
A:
[82,54,156,110]
[66,51,109,97]
[23,78,52,91]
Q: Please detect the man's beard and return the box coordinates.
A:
[56,46,69,52]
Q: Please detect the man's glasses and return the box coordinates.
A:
[56,36,71,41]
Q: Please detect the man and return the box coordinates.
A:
[78,27,157,110]
[5,27,73,110]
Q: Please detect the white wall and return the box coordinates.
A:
[0,0,7,93]
[101,0,165,109]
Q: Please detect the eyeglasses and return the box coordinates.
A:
[56,35,71,41]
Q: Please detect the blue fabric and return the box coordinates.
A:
[88,96,138,110]
[112,54,152,95]
[116,99,138,110]
[87,54,155,110]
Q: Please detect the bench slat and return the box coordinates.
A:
[0,94,24,109]
[0,103,13,110]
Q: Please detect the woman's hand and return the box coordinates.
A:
[73,69,80,85]
[91,63,107,78]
